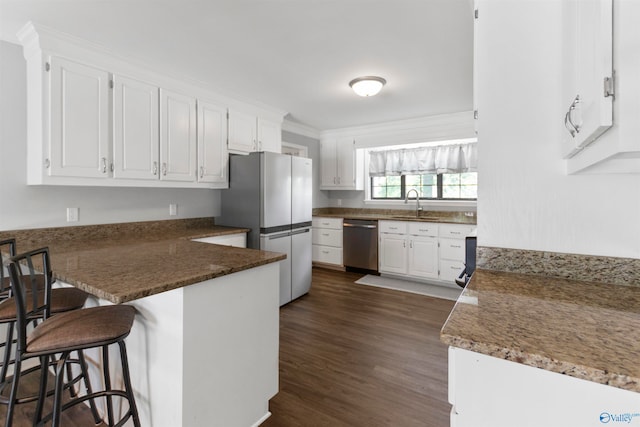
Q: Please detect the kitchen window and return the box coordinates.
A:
[367,139,478,202]
[370,172,478,200]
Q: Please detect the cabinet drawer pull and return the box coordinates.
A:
[322,233,329,236]
[451,245,461,248]
[162,162,167,176]
[322,250,329,254]
[389,227,397,230]
[101,157,107,173]
[200,166,204,178]
[450,231,461,235]
[153,161,158,175]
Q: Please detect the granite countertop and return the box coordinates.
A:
[441,269,640,392]
[0,219,284,304]
[312,208,477,225]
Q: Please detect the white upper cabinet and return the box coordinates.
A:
[228,110,282,154]
[18,23,285,187]
[228,109,257,153]
[561,0,613,158]
[257,118,281,153]
[113,75,159,180]
[197,100,228,186]
[49,56,110,179]
[319,136,363,190]
[160,89,197,182]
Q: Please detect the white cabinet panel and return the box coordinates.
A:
[407,222,438,237]
[312,216,343,267]
[312,217,343,230]
[257,118,281,153]
[561,0,613,158]
[312,245,342,265]
[379,233,407,274]
[197,101,228,185]
[160,89,197,182]
[319,137,363,190]
[228,109,257,153]
[440,238,465,261]
[113,75,159,180]
[379,221,407,234]
[440,259,465,283]
[312,228,342,247]
[49,56,110,178]
[408,235,438,279]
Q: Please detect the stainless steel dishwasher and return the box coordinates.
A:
[343,219,378,271]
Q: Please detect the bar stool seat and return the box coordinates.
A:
[0,288,88,321]
[26,305,135,354]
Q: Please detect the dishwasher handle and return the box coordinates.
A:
[343,223,377,229]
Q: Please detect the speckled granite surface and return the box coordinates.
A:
[312,207,477,224]
[441,269,640,392]
[0,218,284,304]
[477,246,640,287]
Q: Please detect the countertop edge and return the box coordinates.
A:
[440,333,640,392]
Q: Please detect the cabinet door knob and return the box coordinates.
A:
[153,161,158,175]
[101,157,107,173]
[162,162,167,176]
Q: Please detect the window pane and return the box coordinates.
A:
[372,186,387,198]
[387,186,402,198]
[371,176,387,186]
[442,173,460,185]
[460,185,477,199]
[421,174,437,185]
[421,185,437,198]
[460,172,477,185]
[405,175,421,186]
[386,176,401,186]
[443,185,460,198]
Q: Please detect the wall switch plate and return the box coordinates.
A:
[169,203,177,216]
[66,207,79,222]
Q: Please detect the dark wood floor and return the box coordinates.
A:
[263,268,455,427]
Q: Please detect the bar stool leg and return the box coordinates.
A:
[4,356,21,427]
[118,340,141,427]
[51,353,69,427]
[102,345,115,426]
[0,322,14,383]
[77,350,102,424]
[34,355,50,424]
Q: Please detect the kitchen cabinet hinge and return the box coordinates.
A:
[45,62,50,72]
[604,72,615,98]
[474,9,478,19]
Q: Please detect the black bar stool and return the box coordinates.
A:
[5,247,140,427]
[0,239,100,424]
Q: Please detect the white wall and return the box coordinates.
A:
[0,41,219,231]
[477,0,640,259]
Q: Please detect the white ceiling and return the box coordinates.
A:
[0,0,474,132]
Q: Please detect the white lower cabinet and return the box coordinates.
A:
[312,217,343,267]
[379,221,438,280]
[379,220,473,285]
[449,347,640,427]
[439,224,475,284]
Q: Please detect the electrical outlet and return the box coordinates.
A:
[169,203,177,216]
[66,207,79,222]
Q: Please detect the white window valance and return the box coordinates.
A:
[369,142,477,177]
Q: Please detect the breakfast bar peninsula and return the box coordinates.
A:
[0,219,285,427]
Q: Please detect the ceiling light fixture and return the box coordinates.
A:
[349,76,386,97]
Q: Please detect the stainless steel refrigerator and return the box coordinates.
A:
[218,151,312,306]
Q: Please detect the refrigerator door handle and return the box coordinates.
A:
[266,232,292,240]
[290,228,310,236]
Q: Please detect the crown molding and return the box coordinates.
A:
[282,119,320,140]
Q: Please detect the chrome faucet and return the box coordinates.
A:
[404,189,423,217]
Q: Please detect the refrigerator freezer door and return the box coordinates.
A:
[291,156,313,225]
[261,152,291,229]
[291,227,312,300]
[260,231,292,306]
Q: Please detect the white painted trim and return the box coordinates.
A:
[320,111,475,148]
[251,411,272,427]
[282,119,321,139]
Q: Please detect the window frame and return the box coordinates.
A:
[370,173,478,202]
